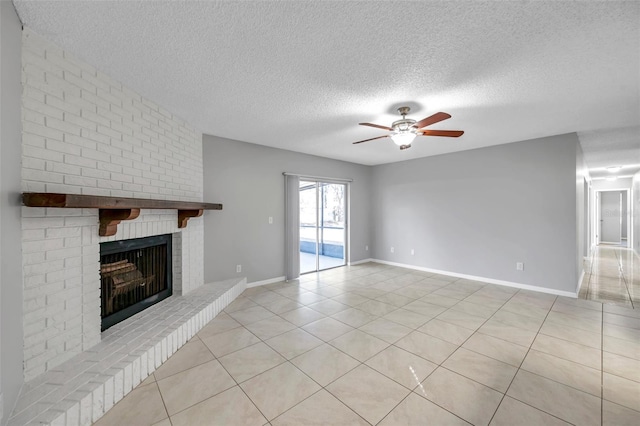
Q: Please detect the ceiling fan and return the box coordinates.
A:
[353,106,464,150]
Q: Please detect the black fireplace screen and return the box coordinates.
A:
[100,234,172,331]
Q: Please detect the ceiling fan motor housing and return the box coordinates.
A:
[393,107,417,132]
[392,118,417,132]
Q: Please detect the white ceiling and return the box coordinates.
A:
[12,0,640,168]
[578,126,640,180]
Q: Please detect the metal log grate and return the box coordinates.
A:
[100,234,172,331]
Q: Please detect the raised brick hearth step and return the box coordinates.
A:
[8,277,246,426]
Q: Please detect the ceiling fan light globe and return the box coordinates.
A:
[391,132,416,146]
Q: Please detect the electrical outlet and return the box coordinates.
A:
[516,262,524,271]
[365,245,369,251]
[236,264,242,273]
[268,216,273,224]
[411,249,415,255]
[390,247,394,253]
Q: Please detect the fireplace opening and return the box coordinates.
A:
[100,234,172,331]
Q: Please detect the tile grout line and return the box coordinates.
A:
[614,247,635,309]
[588,246,639,307]
[153,323,239,421]
[389,284,519,425]
[601,299,605,426]
[369,341,467,425]
[111,262,636,425]
[486,294,560,425]
[374,368,468,426]
[177,325,272,423]
[242,273,464,424]
[222,295,374,423]
[157,334,222,421]
[282,300,394,424]
[514,300,609,395]
[242,271,406,424]
[586,252,594,300]
[153,376,173,426]
[151,338,217,383]
[375,281,541,424]
[257,280,609,424]
[621,250,635,309]
[276,385,370,425]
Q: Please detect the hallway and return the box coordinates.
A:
[579,246,640,308]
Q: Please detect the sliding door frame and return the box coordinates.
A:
[284,173,351,279]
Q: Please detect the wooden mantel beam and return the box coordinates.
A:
[23,192,222,236]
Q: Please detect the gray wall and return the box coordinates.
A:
[583,178,589,259]
[622,191,627,239]
[1,4,3,419]
[0,2,23,423]
[575,142,588,286]
[371,134,581,293]
[634,171,640,256]
[203,135,372,283]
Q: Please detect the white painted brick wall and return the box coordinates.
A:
[9,278,245,425]
[21,29,206,381]
[21,30,203,200]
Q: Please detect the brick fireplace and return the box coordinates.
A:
[20,28,206,382]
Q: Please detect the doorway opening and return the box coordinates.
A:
[299,180,347,274]
[596,189,631,248]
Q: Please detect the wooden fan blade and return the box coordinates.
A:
[420,130,464,137]
[359,122,393,131]
[415,112,451,129]
[352,135,389,144]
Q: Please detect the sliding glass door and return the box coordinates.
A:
[299,180,347,274]
[299,180,318,274]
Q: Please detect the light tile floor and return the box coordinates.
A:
[95,262,640,425]
[580,245,640,308]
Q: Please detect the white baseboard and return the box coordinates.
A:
[247,276,286,288]
[348,258,374,266]
[371,259,578,298]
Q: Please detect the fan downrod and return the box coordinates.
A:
[397,106,411,117]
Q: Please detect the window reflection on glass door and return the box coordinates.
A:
[299,180,346,274]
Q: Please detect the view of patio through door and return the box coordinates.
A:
[299,180,347,274]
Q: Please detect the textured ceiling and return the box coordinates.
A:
[12,0,640,167]
[578,126,640,180]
